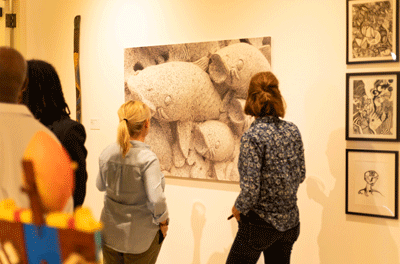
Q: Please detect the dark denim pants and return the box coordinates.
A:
[226,212,300,264]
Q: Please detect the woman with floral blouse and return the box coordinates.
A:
[226,71,306,264]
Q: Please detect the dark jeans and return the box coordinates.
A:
[226,212,300,264]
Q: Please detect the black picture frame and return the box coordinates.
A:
[346,149,398,219]
[346,71,400,141]
[346,0,399,64]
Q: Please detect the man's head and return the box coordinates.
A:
[0,47,27,103]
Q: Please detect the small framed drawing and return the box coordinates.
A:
[346,72,400,141]
[346,149,398,219]
[346,0,399,64]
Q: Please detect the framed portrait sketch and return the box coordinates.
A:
[346,149,398,219]
[346,72,400,141]
[346,0,399,64]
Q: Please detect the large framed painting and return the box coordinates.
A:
[346,0,399,64]
[124,37,272,181]
[346,149,398,219]
[346,72,400,141]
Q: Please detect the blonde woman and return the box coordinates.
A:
[97,100,169,264]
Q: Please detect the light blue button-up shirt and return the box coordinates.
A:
[97,140,169,254]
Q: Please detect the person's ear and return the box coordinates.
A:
[17,76,29,103]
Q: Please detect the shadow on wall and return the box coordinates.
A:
[307,128,399,264]
[189,200,241,264]
[205,214,238,264]
[191,201,206,264]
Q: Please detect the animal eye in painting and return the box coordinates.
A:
[237,59,244,71]
[165,95,172,106]
[133,62,144,71]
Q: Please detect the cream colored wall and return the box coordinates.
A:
[19,0,400,263]
[0,1,6,46]
[0,0,24,48]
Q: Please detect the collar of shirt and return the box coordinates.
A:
[252,115,280,126]
[129,140,151,149]
[0,103,34,118]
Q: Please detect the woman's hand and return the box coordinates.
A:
[160,225,168,238]
[232,205,241,221]
[160,219,169,237]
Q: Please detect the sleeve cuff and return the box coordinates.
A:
[234,200,250,215]
[153,210,169,225]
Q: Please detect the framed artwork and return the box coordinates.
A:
[346,0,399,64]
[124,37,271,181]
[346,149,398,219]
[346,72,400,141]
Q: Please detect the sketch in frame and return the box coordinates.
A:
[346,0,399,64]
[346,72,400,141]
[124,37,272,181]
[346,149,398,219]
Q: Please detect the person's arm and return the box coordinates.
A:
[295,127,306,184]
[234,135,263,216]
[141,151,169,225]
[96,160,106,192]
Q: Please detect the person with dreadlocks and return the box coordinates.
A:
[20,59,88,209]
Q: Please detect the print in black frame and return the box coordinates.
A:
[346,0,399,64]
[346,149,398,219]
[346,71,400,141]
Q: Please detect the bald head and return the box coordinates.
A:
[0,46,27,103]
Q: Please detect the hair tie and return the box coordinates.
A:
[123,118,128,122]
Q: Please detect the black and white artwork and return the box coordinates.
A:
[358,170,384,196]
[346,149,398,219]
[124,37,272,181]
[346,72,400,141]
[346,0,399,64]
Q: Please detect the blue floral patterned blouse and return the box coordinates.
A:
[234,116,306,232]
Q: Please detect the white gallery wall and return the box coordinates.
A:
[16,0,400,263]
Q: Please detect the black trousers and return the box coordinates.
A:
[226,212,300,264]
